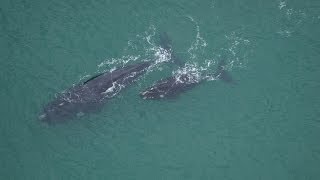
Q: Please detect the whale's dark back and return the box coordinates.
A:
[140,56,233,100]
[140,74,199,99]
[40,61,151,124]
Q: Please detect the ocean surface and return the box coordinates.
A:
[1,0,320,179]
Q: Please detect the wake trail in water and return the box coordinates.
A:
[97,25,171,73]
[276,0,309,38]
[170,16,252,84]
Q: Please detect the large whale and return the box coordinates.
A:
[140,59,233,100]
[39,61,152,123]
[39,32,175,124]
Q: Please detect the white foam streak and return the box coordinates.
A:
[187,16,207,60]
[222,31,251,70]
[98,55,140,69]
[277,0,308,38]
[173,62,216,83]
[279,1,286,10]
[101,82,124,98]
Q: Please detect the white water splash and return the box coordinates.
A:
[174,63,202,83]
[279,1,286,10]
[79,74,92,82]
[277,29,293,37]
[145,25,157,46]
[186,16,208,60]
[277,0,308,38]
[169,16,252,82]
[143,25,172,67]
[97,25,166,72]
[97,55,140,69]
[101,81,125,99]
[172,61,219,84]
[94,24,173,87]
[222,31,251,70]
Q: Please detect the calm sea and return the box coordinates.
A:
[0,0,319,179]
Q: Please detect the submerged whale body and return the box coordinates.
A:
[140,32,233,99]
[140,60,232,100]
[139,32,235,100]
[40,61,151,123]
[140,74,199,99]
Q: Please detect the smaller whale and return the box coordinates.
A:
[139,59,233,100]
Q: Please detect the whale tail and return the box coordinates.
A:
[159,32,184,66]
[159,32,172,51]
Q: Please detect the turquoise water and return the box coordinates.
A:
[1,0,320,179]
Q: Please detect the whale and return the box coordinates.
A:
[140,59,233,100]
[39,32,177,123]
[39,61,152,124]
[140,32,234,100]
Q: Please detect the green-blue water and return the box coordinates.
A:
[1,0,320,179]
